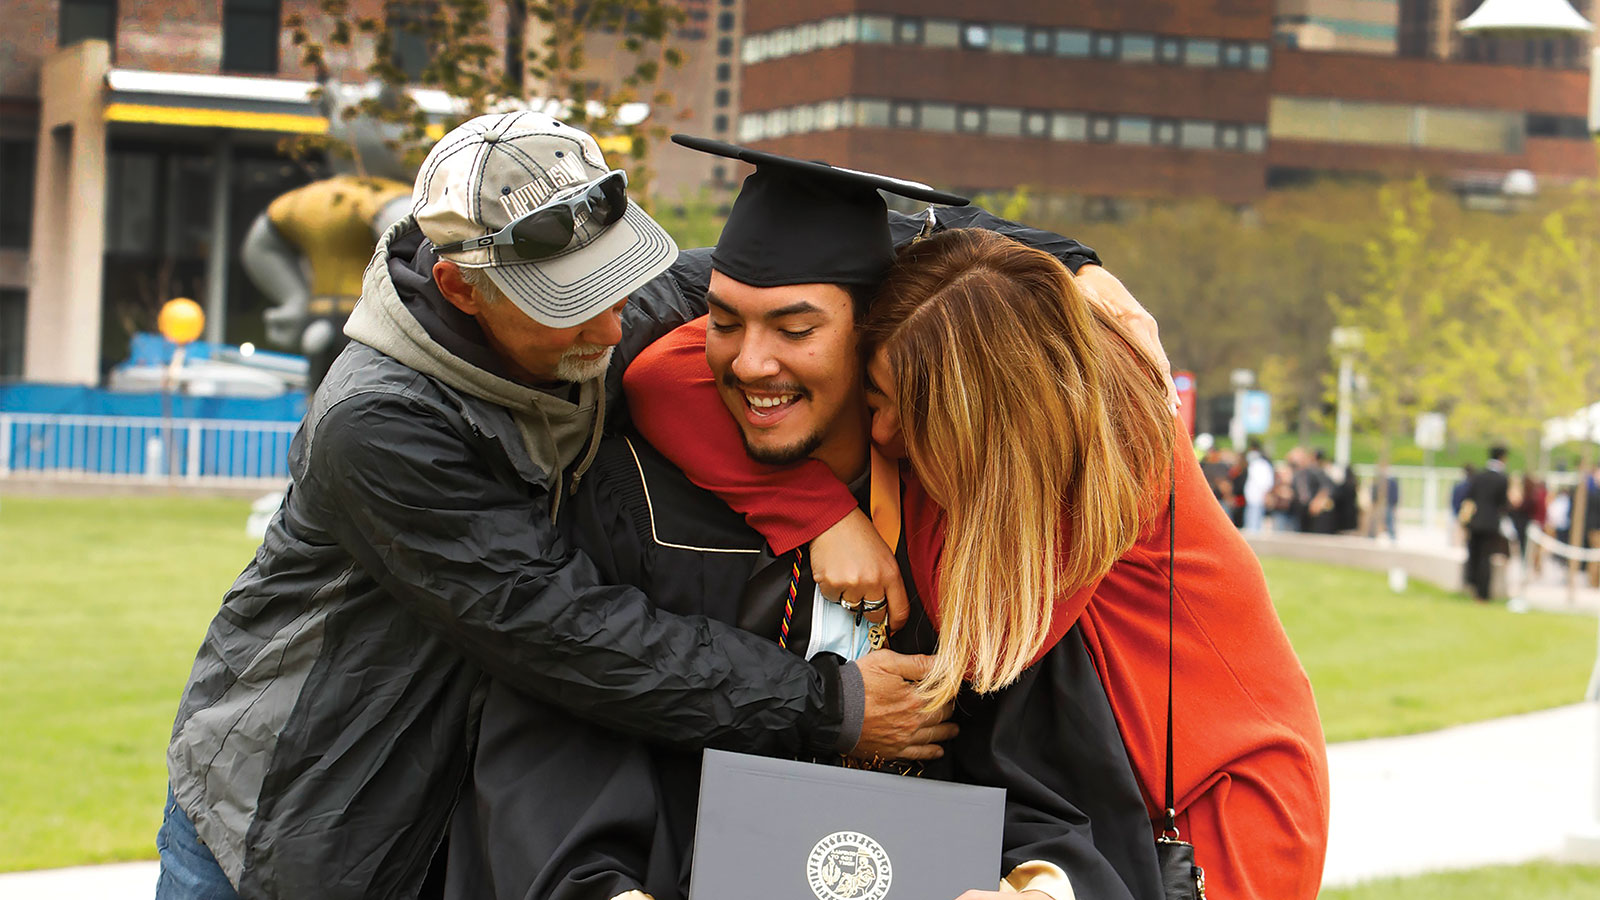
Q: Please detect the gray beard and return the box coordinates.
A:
[554,345,614,383]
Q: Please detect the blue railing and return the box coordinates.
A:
[0,413,298,485]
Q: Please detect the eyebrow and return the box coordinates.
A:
[706,291,826,322]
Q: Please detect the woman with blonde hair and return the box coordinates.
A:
[628,227,1329,900]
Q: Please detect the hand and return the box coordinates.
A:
[851,650,957,762]
[809,509,909,631]
[1074,265,1177,412]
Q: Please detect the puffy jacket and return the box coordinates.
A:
[165,219,849,900]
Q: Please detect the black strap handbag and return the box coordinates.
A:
[1157,469,1207,899]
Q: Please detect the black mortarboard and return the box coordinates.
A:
[672,135,969,288]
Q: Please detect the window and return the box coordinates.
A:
[1179,120,1216,150]
[717,12,734,30]
[962,23,991,50]
[797,24,818,53]
[713,113,729,133]
[1248,43,1270,70]
[718,36,733,55]
[1055,28,1090,57]
[0,140,34,249]
[993,25,1027,53]
[1051,112,1087,141]
[922,102,957,132]
[1092,32,1119,59]
[1185,39,1220,67]
[891,101,919,129]
[741,35,763,64]
[895,17,922,44]
[793,105,816,133]
[924,19,960,48]
[1417,107,1521,153]
[772,29,794,57]
[957,105,986,133]
[0,288,24,380]
[60,0,115,47]
[987,106,1023,136]
[1244,124,1266,153]
[739,114,764,141]
[856,99,891,128]
[1153,119,1179,146]
[820,18,846,47]
[765,109,790,138]
[1024,110,1049,137]
[1117,116,1153,145]
[1157,36,1183,64]
[816,101,842,130]
[713,165,727,184]
[859,15,894,43]
[716,62,731,81]
[714,89,729,107]
[222,0,280,73]
[1027,27,1052,54]
[1121,33,1155,63]
[1218,123,1243,150]
[388,2,433,81]
[1089,114,1115,142]
[1222,41,1247,68]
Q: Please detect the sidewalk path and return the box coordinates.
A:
[4,703,1598,897]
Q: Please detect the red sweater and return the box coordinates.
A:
[625,319,1331,900]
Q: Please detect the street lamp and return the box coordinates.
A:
[1330,327,1364,469]
[1457,0,1600,864]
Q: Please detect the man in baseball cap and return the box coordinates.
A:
[156,112,946,900]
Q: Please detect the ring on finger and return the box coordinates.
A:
[857,596,888,613]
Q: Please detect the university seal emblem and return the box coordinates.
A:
[806,830,893,900]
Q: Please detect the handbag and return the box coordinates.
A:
[1156,468,1207,899]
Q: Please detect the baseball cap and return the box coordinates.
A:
[414,111,679,327]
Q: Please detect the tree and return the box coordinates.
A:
[284,0,684,193]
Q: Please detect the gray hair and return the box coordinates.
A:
[455,265,505,305]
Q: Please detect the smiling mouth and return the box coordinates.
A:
[744,392,801,418]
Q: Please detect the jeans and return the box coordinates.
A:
[156,788,241,900]
[1244,502,1266,532]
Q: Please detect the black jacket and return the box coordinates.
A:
[444,436,1162,900]
[1465,464,1510,535]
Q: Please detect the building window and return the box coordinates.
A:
[856,98,891,128]
[1117,116,1153,145]
[1153,118,1179,146]
[713,165,727,184]
[816,100,842,130]
[765,109,790,138]
[793,105,816,133]
[1092,32,1119,59]
[741,35,763,64]
[739,114,763,141]
[962,23,991,50]
[1244,124,1267,153]
[1024,110,1050,137]
[819,18,846,47]
[718,36,733,55]
[1218,123,1243,150]
[0,289,25,380]
[1248,43,1270,70]
[59,0,116,48]
[1121,33,1155,63]
[1051,112,1087,141]
[0,140,34,250]
[987,106,1023,136]
[716,62,731,81]
[1186,38,1221,67]
[859,15,894,43]
[1089,114,1115,142]
[1179,120,1216,149]
[222,0,281,74]
[1055,28,1090,57]
[957,105,986,133]
[895,17,921,44]
[713,113,729,133]
[993,24,1027,54]
[388,2,434,81]
[717,12,734,30]
[891,100,919,128]
[797,23,819,53]
[1157,36,1183,64]
[924,19,960,48]
[715,88,729,107]
[1221,40,1247,68]
[922,102,957,132]
[1027,27,1052,54]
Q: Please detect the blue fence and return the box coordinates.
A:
[1,413,299,485]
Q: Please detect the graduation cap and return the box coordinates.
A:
[672,135,969,288]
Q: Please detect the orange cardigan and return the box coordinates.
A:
[626,319,1331,900]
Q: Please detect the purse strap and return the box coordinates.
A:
[1163,458,1179,839]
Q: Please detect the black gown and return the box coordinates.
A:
[442,435,1162,900]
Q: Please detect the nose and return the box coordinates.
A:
[729,330,781,383]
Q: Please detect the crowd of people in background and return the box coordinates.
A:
[1197,437,1359,536]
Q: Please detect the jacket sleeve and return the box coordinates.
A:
[951,633,1162,900]
[623,317,859,554]
[300,390,845,756]
[605,248,715,431]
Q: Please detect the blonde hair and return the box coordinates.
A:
[863,228,1175,708]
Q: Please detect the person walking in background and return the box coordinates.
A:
[1367,473,1400,542]
[1333,465,1361,534]
[1509,474,1547,574]
[1463,446,1511,601]
[1292,447,1336,534]
[1242,439,1274,532]
[1270,461,1299,532]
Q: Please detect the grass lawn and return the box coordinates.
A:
[1,495,1597,872]
[1322,863,1600,899]
[1263,557,1597,743]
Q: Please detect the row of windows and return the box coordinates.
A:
[737,98,1268,154]
[1269,97,1525,155]
[741,14,1271,72]
[60,0,283,74]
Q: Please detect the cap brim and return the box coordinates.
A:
[671,134,970,207]
[483,204,679,328]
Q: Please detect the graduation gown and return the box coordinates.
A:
[443,434,1162,900]
[623,323,1333,900]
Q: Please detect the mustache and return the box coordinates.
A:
[719,373,811,399]
[562,343,612,358]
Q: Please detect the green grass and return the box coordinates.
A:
[0,494,256,872]
[1,496,1597,871]
[1264,557,1597,743]
[1321,863,1600,899]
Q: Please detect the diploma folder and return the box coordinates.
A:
[689,749,1005,900]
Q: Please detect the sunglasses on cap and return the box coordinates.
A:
[433,170,629,261]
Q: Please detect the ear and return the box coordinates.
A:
[433,260,481,315]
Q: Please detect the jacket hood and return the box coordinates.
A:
[346,216,605,501]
